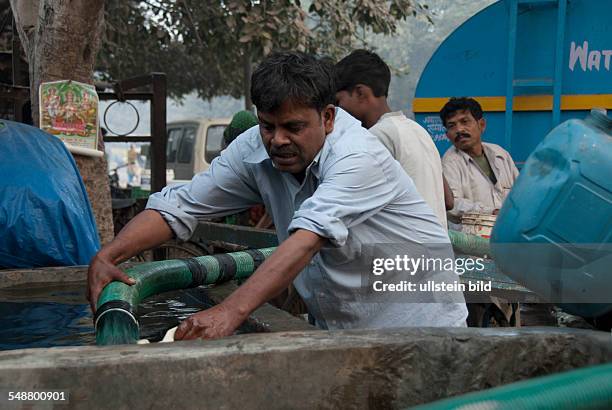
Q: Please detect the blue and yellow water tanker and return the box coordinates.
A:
[415,0,612,165]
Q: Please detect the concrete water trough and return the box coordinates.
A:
[0,264,314,347]
[1,265,612,409]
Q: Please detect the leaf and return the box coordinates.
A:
[98,0,423,100]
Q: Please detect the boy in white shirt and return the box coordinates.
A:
[335,50,449,229]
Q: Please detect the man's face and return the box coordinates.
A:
[335,89,366,123]
[444,109,486,153]
[258,100,335,174]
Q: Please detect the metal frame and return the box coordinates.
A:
[504,0,568,150]
[552,0,568,126]
[191,221,279,250]
[98,73,168,193]
[0,84,29,122]
[0,14,29,123]
[2,12,168,192]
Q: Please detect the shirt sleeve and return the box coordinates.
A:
[442,158,494,220]
[288,152,395,247]
[509,153,520,182]
[369,125,397,159]
[146,142,263,241]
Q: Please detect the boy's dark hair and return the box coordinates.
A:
[334,50,391,97]
[251,51,335,113]
[439,97,484,127]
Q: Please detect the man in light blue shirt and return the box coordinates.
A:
[88,52,467,339]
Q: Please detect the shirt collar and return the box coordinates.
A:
[307,146,323,179]
[377,111,403,124]
[453,142,502,165]
[242,126,271,164]
[309,107,356,178]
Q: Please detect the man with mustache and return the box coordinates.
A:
[440,97,519,231]
[88,52,467,339]
[440,97,520,326]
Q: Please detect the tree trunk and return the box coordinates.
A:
[10,0,114,246]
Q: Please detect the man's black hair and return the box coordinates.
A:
[334,50,391,97]
[439,97,484,127]
[251,51,335,113]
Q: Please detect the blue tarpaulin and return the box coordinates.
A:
[0,120,100,268]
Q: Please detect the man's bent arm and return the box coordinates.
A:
[443,162,495,220]
[225,229,324,317]
[98,210,173,263]
[174,229,324,340]
[87,210,174,312]
[443,174,454,211]
[448,194,495,219]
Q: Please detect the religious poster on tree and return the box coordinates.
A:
[39,80,102,157]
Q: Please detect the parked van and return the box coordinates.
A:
[166,118,231,180]
[141,117,230,189]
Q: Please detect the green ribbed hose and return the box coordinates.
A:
[95,231,488,345]
[449,229,491,258]
[95,247,276,345]
[412,363,612,410]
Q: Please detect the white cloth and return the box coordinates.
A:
[370,112,448,230]
[137,326,177,344]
